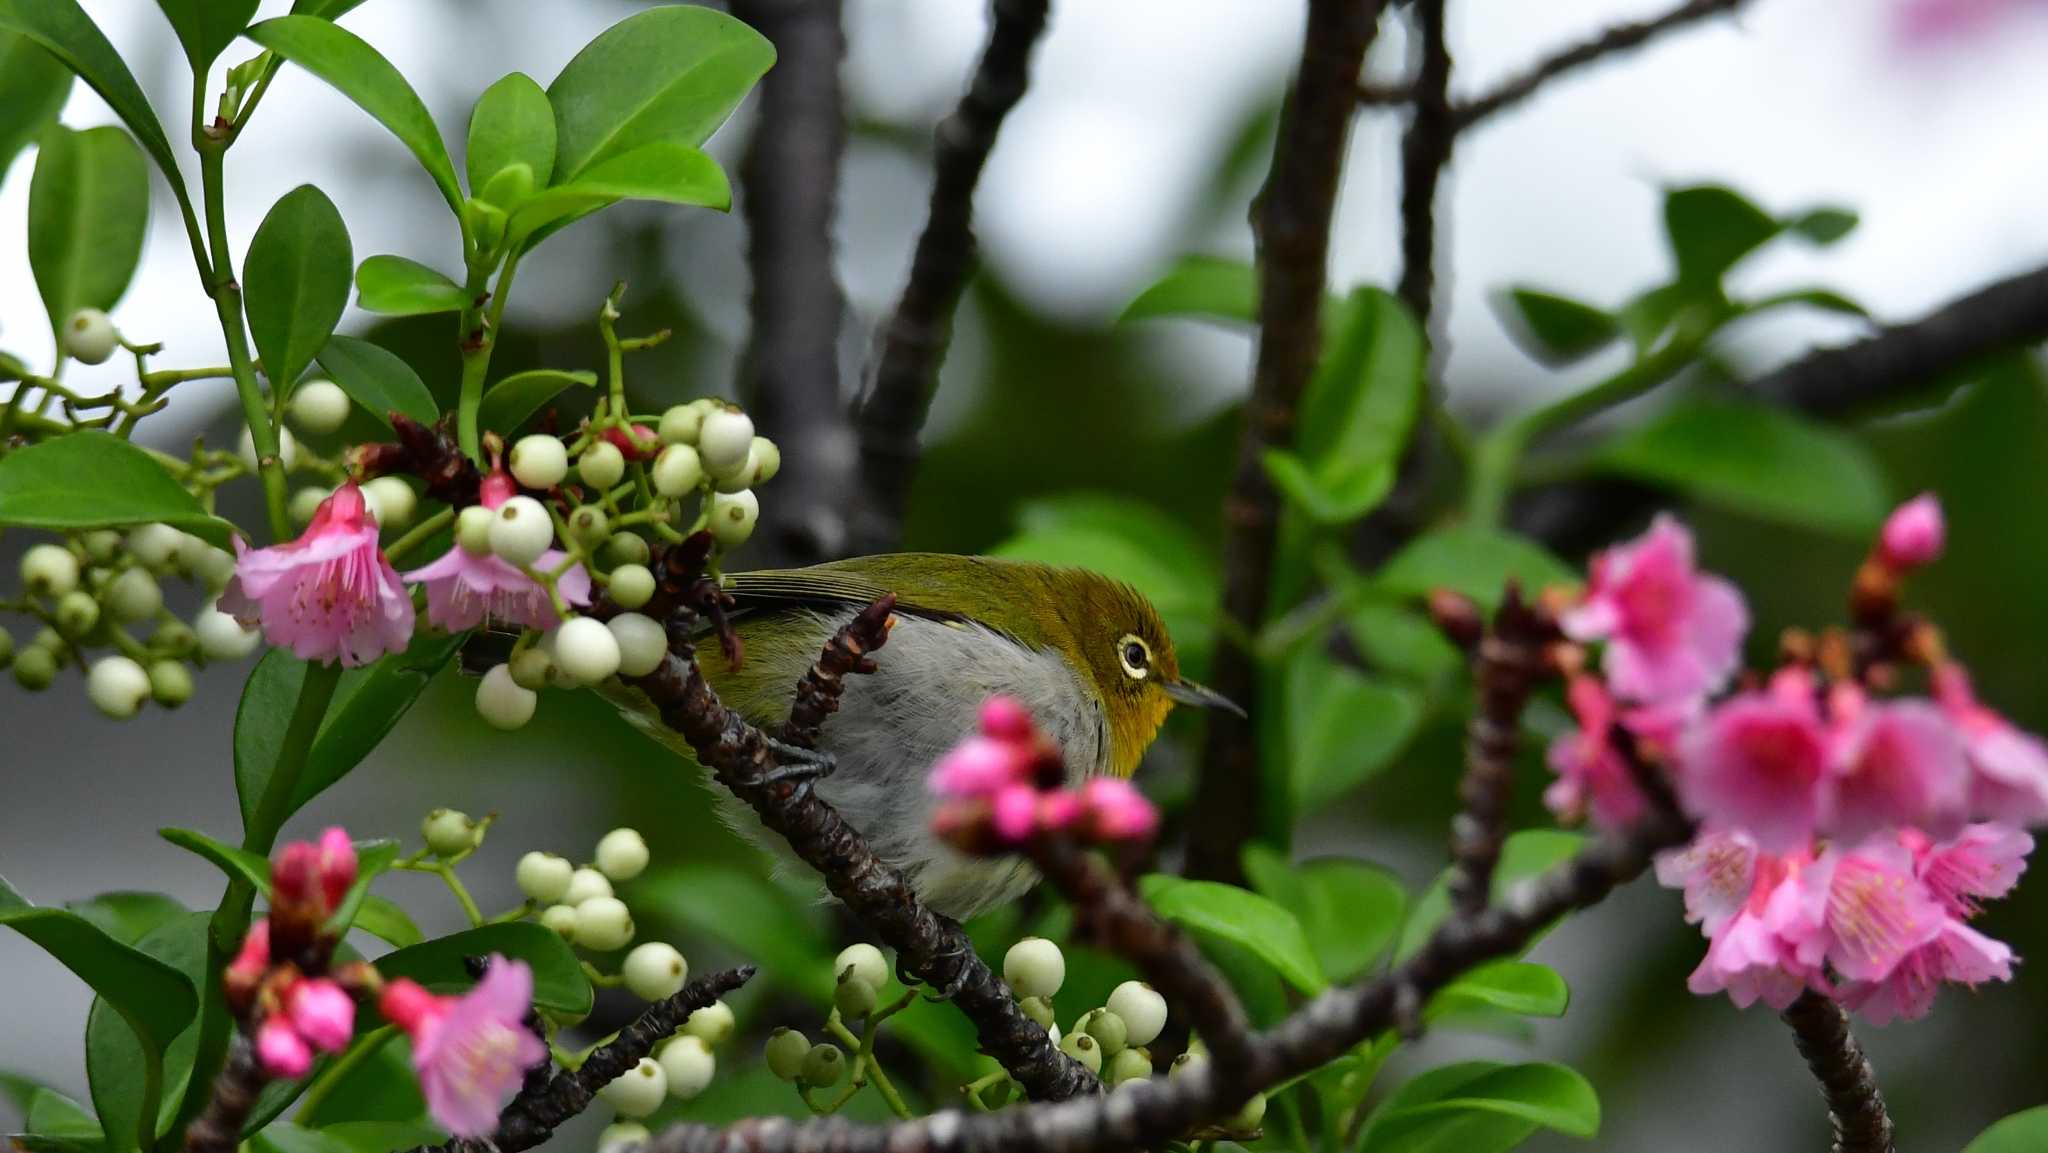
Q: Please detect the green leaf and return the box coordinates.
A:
[25,1088,100,1141]
[1138,875,1325,993]
[0,0,185,198]
[349,895,422,949]
[251,1123,354,1153]
[314,335,440,428]
[320,841,402,942]
[1430,961,1569,1021]
[375,922,591,1015]
[1344,600,1463,687]
[0,432,237,548]
[1748,287,1868,318]
[154,0,258,73]
[1617,284,1684,354]
[1358,1061,1600,1153]
[505,141,730,252]
[1495,288,1620,367]
[246,185,353,391]
[63,893,186,947]
[1121,254,1257,325]
[244,16,460,214]
[28,124,149,336]
[1283,648,1422,809]
[1664,184,1780,287]
[1282,287,1426,523]
[83,913,207,1151]
[1594,398,1890,534]
[0,33,70,188]
[476,369,598,436]
[1242,846,1405,982]
[1263,449,1395,527]
[637,867,831,997]
[546,5,773,182]
[1376,526,1577,611]
[294,1035,424,1127]
[1396,830,1585,961]
[158,828,273,892]
[1964,1107,2048,1153]
[353,255,467,317]
[466,72,555,193]
[1787,206,1858,246]
[288,0,369,17]
[1,1072,49,1117]
[303,1123,444,1153]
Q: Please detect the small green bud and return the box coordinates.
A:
[148,660,194,708]
[764,1027,810,1082]
[13,645,57,691]
[1079,1008,1127,1057]
[54,590,100,638]
[579,440,627,489]
[604,532,652,567]
[834,975,879,1019]
[105,567,163,622]
[609,563,656,610]
[153,619,196,658]
[1108,1046,1151,1085]
[462,197,509,256]
[1227,1092,1268,1133]
[1019,996,1057,1030]
[80,531,123,563]
[800,1043,846,1089]
[421,808,478,857]
[1057,1030,1101,1076]
[509,647,554,691]
[568,505,611,546]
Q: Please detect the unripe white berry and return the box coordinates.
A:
[834,943,889,991]
[568,506,610,546]
[194,603,261,661]
[81,531,122,563]
[1079,1008,1127,1056]
[623,942,688,1000]
[605,613,666,678]
[681,1000,735,1045]
[657,403,703,446]
[1004,937,1065,1000]
[105,567,162,622]
[801,1044,845,1089]
[63,309,119,364]
[488,496,555,566]
[574,896,635,951]
[182,538,237,591]
[554,617,622,685]
[749,437,781,484]
[696,408,754,479]
[510,435,570,489]
[516,852,574,903]
[712,444,758,494]
[604,533,651,567]
[609,564,656,610]
[126,524,184,570]
[14,646,57,691]
[764,1028,810,1081]
[149,660,193,708]
[651,443,703,497]
[362,476,417,530]
[1108,1047,1152,1086]
[579,440,626,489]
[595,827,651,881]
[597,1058,666,1118]
[1170,1051,1207,1080]
[1019,996,1056,1030]
[422,808,477,857]
[835,975,878,1019]
[1107,981,1168,1047]
[476,663,537,730]
[657,1035,715,1100]
[1228,1093,1268,1132]
[288,379,351,435]
[598,1122,649,1153]
[154,619,197,658]
[87,656,151,718]
[540,904,580,940]
[456,505,495,556]
[509,648,553,691]
[565,866,614,905]
[54,591,98,638]
[708,489,758,550]
[289,486,327,525]
[21,544,80,597]
[1058,1031,1101,1076]
[238,425,299,473]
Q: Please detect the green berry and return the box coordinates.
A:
[125,524,184,570]
[509,647,554,691]
[708,489,758,550]
[54,590,100,638]
[1019,996,1056,1030]
[13,645,57,690]
[574,896,634,951]
[0,626,12,670]
[606,613,666,678]
[652,443,703,497]
[554,617,622,685]
[148,660,194,708]
[569,505,611,546]
[362,476,418,530]
[800,1043,845,1089]
[106,567,162,622]
[287,378,351,435]
[456,505,495,556]
[597,1058,666,1118]
[80,531,122,563]
[517,852,575,903]
[477,663,538,731]
[579,440,626,489]
[596,827,651,880]
[194,604,261,661]
[540,904,579,941]
[1058,1030,1101,1076]
[421,808,477,857]
[604,532,652,566]
[1108,1046,1151,1085]
[597,1122,649,1153]
[289,486,327,525]
[697,408,754,479]
[609,564,656,610]
[658,403,704,446]
[834,974,878,1019]
[152,619,196,658]
[489,496,554,567]
[63,309,118,364]
[510,435,570,489]
[1079,1008,1127,1057]
[564,866,613,905]
[764,1027,810,1082]
[834,943,889,991]
[749,437,781,484]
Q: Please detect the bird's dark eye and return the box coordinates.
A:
[1117,634,1151,679]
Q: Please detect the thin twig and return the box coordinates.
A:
[847,0,1052,556]
[1779,991,1899,1153]
[180,1036,264,1153]
[1187,0,1388,884]
[781,594,896,748]
[1446,586,1558,917]
[1395,0,1454,329]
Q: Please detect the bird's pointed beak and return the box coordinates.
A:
[1162,677,1246,718]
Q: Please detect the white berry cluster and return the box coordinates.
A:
[6,524,260,717]
[595,998,733,1123]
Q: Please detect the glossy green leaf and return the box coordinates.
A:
[1284,648,1422,809]
[288,0,369,17]
[314,335,440,428]
[476,369,597,435]
[1243,846,1406,982]
[29,124,149,336]
[1664,184,1780,287]
[1358,1061,1599,1153]
[349,895,422,949]
[1496,288,1620,366]
[354,255,467,317]
[24,1088,100,1141]
[1430,961,1569,1021]
[506,141,730,251]
[638,866,831,997]
[467,72,555,193]
[244,16,460,214]
[1963,1107,2048,1153]
[83,913,206,1151]
[1263,449,1395,526]
[1344,600,1463,687]
[546,5,773,181]
[1595,398,1890,534]
[154,0,258,73]
[1617,284,1684,354]
[375,922,591,1015]
[159,828,273,892]
[1138,874,1325,993]
[1787,206,1858,246]
[1,1071,48,1117]
[1377,526,1577,611]
[294,1036,425,1128]
[1283,287,1426,523]
[1396,830,1585,961]
[252,1122,354,1153]
[1121,254,1257,325]
[1749,286,1868,318]
[246,185,353,391]
[63,893,186,947]
[306,1123,443,1153]
[0,432,236,548]
[0,33,70,187]
[0,0,184,195]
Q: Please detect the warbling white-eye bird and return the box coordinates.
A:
[598,553,1238,919]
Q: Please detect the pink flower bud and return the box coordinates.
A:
[378,978,449,1037]
[315,827,357,911]
[272,842,319,906]
[1081,778,1160,842]
[979,695,1034,742]
[1038,790,1084,831]
[229,919,272,980]
[479,470,519,508]
[603,424,660,460]
[285,978,357,1053]
[1879,493,1945,570]
[991,784,1040,843]
[256,1016,314,1079]
[929,736,1032,799]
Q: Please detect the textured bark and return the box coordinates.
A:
[1395,0,1454,330]
[1781,991,1899,1153]
[1447,587,1558,917]
[180,1036,265,1153]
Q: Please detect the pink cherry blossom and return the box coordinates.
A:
[218,482,415,667]
[255,1016,314,1079]
[228,919,270,982]
[1910,823,2032,918]
[386,955,544,1139]
[1080,777,1160,841]
[1878,493,1945,570]
[930,735,1034,799]
[1822,699,1970,843]
[1656,831,1765,935]
[1545,676,1647,830]
[1934,665,2048,825]
[1837,921,2013,1025]
[284,978,356,1052]
[1768,841,1944,983]
[1679,690,1831,853]
[1896,0,2048,45]
[1561,515,1748,705]
[1677,847,1818,1010]
[402,546,590,632]
[991,784,1040,842]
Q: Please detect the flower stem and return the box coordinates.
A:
[455,251,524,464]
[197,145,290,541]
[382,508,455,564]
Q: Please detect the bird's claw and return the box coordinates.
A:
[757,739,836,790]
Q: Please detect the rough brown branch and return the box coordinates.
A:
[181,1036,264,1153]
[1780,991,1899,1153]
[847,0,1051,556]
[1447,586,1559,917]
[1188,0,1387,884]
[731,0,853,565]
[781,595,896,748]
[1395,0,1454,329]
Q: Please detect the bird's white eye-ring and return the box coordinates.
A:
[1117,634,1152,680]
